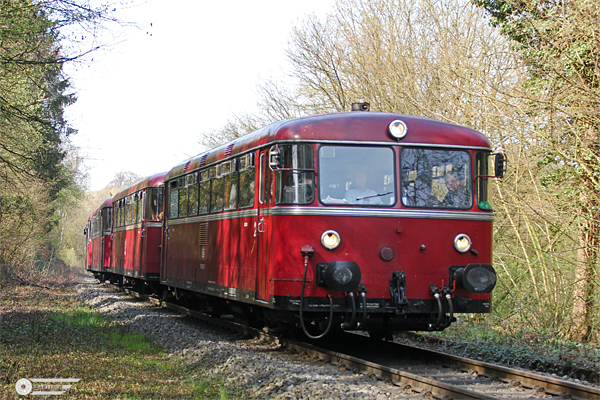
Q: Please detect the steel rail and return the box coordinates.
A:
[103,283,600,400]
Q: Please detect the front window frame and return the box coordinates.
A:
[400,147,473,210]
[274,144,315,205]
[318,144,396,207]
[475,151,494,211]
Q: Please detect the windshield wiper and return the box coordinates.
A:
[356,191,393,200]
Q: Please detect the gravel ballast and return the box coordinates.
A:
[76,278,415,399]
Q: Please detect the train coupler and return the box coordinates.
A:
[389,271,408,314]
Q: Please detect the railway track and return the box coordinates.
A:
[106,283,599,400]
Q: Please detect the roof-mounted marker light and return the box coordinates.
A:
[388,120,407,140]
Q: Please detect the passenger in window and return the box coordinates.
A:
[150,199,163,221]
[345,172,382,205]
[303,176,314,202]
[442,172,470,208]
[282,174,314,204]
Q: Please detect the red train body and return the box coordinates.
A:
[86,110,505,338]
[85,197,113,275]
[111,173,165,283]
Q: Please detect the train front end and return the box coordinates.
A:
[266,112,506,337]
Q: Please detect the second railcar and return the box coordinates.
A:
[85,197,113,280]
[111,172,166,288]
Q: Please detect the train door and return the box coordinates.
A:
[86,220,92,269]
[161,182,176,285]
[256,148,273,301]
[139,191,148,278]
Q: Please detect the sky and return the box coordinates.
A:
[65,0,336,191]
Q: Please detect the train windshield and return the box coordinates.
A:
[319,146,395,206]
[401,148,472,210]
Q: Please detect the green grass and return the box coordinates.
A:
[0,285,243,399]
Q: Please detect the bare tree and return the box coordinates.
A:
[201,0,597,340]
[109,171,143,188]
[199,113,266,149]
[476,0,600,341]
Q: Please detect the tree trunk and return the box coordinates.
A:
[572,194,598,341]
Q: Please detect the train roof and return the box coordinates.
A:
[112,172,167,202]
[166,111,491,181]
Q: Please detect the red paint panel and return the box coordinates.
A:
[141,226,162,276]
[112,230,125,272]
[164,223,199,284]
[103,234,112,268]
[265,214,493,302]
[90,236,102,269]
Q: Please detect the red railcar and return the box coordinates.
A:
[85,197,113,278]
[110,172,165,287]
[160,110,505,337]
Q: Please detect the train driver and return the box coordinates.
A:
[345,172,382,205]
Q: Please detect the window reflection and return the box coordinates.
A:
[401,148,472,209]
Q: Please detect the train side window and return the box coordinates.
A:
[135,195,140,223]
[132,194,137,223]
[186,173,198,216]
[124,198,129,225]
[239,153,255,208]
[475,152,493,210]
[169,183,179,219]
[178,186,188,218]
[120,200,124,226]
[92,214,97,236]
[146,188,164,221]
[189,184,199,216]
[274,144,314,205]
[102,207,112,231]
[211,166,224,213]
[198,170,211,214]
[125,196,133,225]
[131,195,137,224]
[120,200,125,226]
[136,192,143,223]
[224,160,239,211]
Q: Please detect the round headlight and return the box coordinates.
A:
[333,268,353,285]
[454,264,497,293]
[321,230,341,250]
[454,233,472,253]
[321,261,362,292]
[388,120,408,140]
